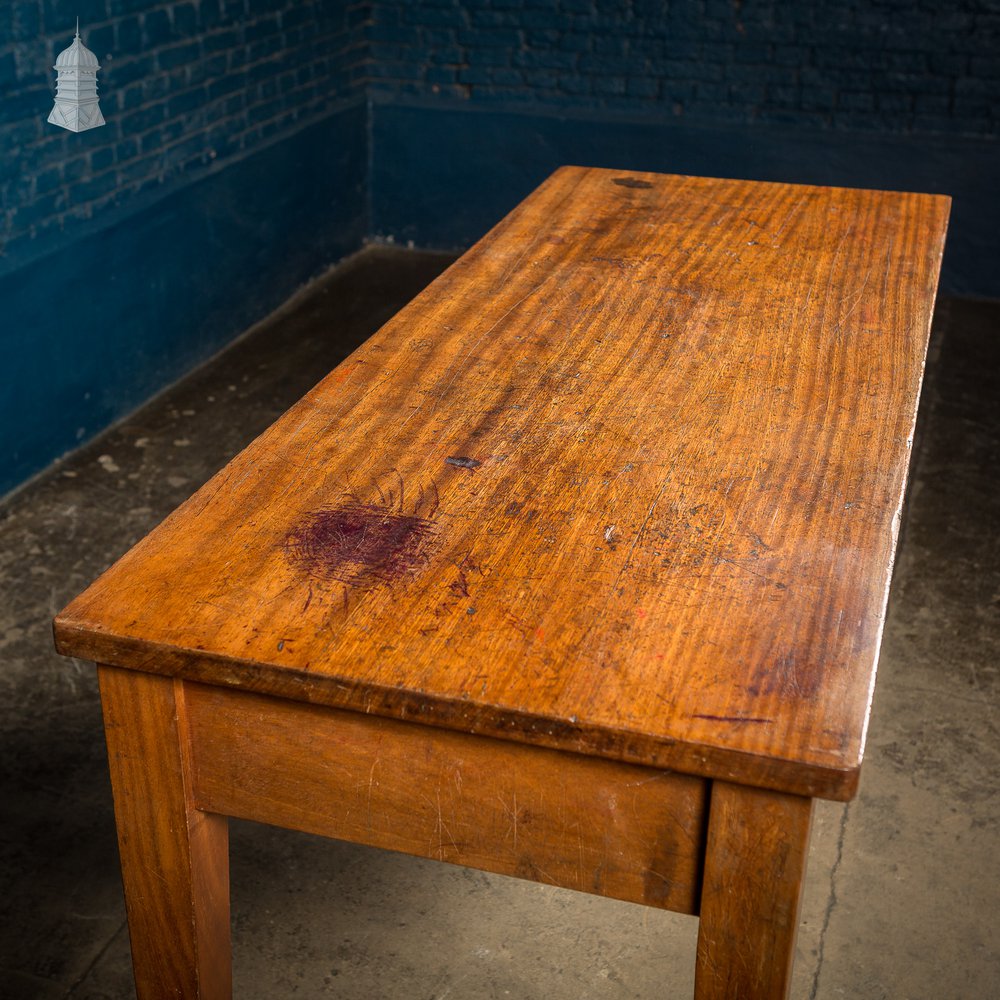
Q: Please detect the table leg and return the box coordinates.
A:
[99,666,231,999]
[694,781,813,999]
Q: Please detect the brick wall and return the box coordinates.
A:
[1,0,368,268]
[5,0,995,269]
[3,0,998,495]
[367,0,999,138]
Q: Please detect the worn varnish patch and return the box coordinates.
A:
[284,502,436,587]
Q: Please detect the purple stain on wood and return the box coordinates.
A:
[613,177,653,189]
[284,502,435,587]
[445,456,481,470]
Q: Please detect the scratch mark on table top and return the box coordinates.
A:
[692,714,772,725]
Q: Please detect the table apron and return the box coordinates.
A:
[183,681,709,916]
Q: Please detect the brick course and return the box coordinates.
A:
[368,0,1000,136]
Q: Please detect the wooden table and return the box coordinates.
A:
[55,168,949,998]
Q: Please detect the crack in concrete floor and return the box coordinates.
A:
[809,803,849,1000]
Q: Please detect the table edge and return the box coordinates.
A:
[55,614,860,802]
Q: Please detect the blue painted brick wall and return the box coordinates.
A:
[3,0,999,495]
[367,0,999,138]
[5,0,996,280]
[1,0,369,270]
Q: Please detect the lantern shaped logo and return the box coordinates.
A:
[48,22,105,133]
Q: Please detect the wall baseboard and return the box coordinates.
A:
[6,97,996,498]
[371,100,998,301]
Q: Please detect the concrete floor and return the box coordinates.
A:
[2,246,998,999]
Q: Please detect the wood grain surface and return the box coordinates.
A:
[695,781,813,999]
[185,682,707,914]
[99,667,231,999]
[56,167,949,800]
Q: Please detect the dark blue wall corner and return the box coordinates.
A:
[2,104,367,497]
[5,0,1000,498]
[1,0,371,498]
[370,101,999,300]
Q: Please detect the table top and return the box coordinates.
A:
[55,167,949,800]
